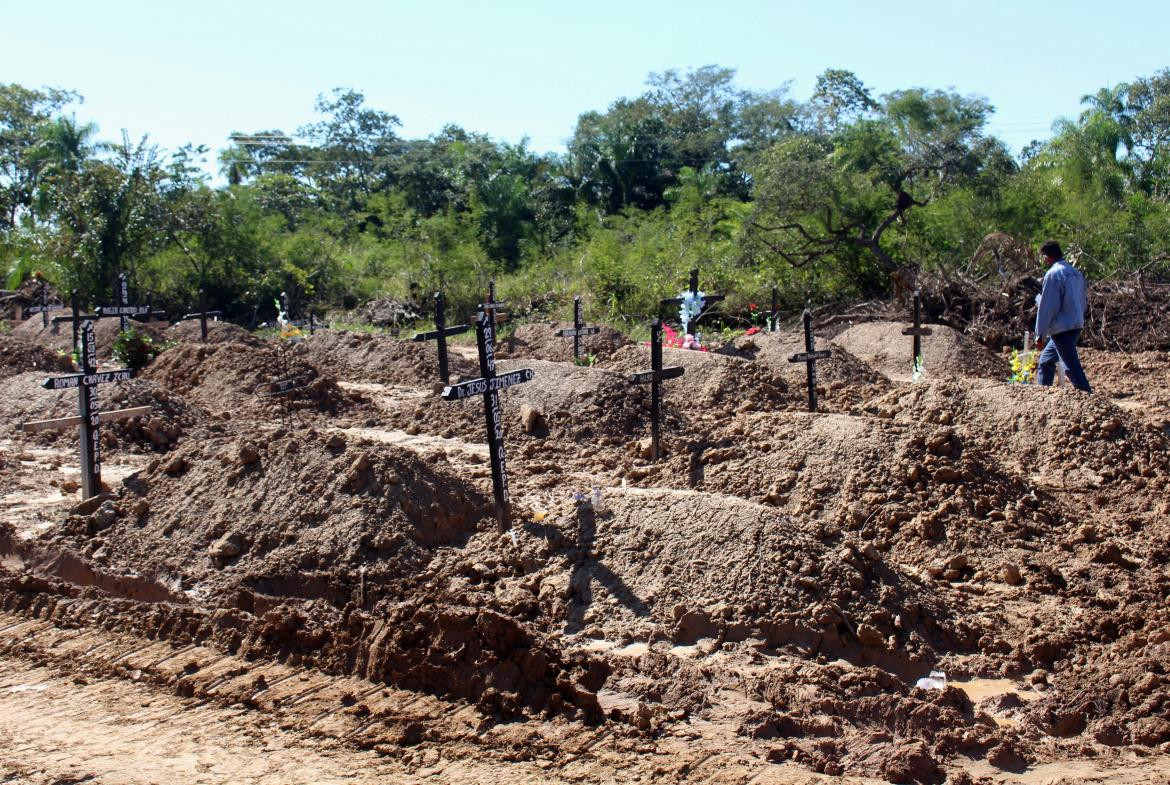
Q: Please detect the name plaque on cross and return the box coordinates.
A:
[628,318,684,461]
[25,278,63,328]
[787,309,832,413]
[96,273,165,332]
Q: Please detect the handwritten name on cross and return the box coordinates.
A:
[628,318,685,461]
[178,289,223,342]
[34,321,135,499]
[50,290,98,349]
[412,291,469,385]
[24,278,63,328]
[556,296,600,360]
[787,309,832,412]
[441,311,534,531]
[97,273,165,332]
[660,267,724,338]
[900,289,933,369]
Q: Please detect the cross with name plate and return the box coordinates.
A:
[901,289,933,368]
[96,273,166,332]
[441,311,534,531]
[556,296,600,360]
[787,309,832,412]
[178,289,223,342]
[24,277,63,328]
[412,291,468,385]
[27,320,141,499]
[628,318,685,461]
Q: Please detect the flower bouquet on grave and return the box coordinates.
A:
[1009,347,1038,384]
[274,298,303,341]
[911,354,925,383]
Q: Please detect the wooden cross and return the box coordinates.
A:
[29,321,137,499]
[627,318,684,461]
[556,296,601,360]
[178,289,223,342]
[96,273,166,332]
[50,290,98,349]
[660,267,725,338]
[479,280,509,325]
[24,278,63,328]
[441,311,534,531]
[768,285,780,333]
[900,289,933,370]
[412,291,468,385]
[787,309,832,412]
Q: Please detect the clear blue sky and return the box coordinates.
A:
[3,0,1167,175]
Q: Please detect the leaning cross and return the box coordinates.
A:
[28,320,137,500]
[24,278,63,328]
[50,290,98,348]
[628,318,685,461]
[660,267,724,339]
[441,311,534,531]
[412,291,468,385]
[96,273,166,332]
[900,289,932,371]
[787,309,832,412]
[255,370,317,399]
[178,289,223,342]
[556,296,601,361]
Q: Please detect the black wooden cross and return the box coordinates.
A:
[900,289,932,371]
[556,296,601,361]
[412,291,468,385]
[178,289,223,342]
[768,285,780,333]
[24,278,62,328]
[35,320,134,499]
[628,318,685,461]
[787,309,832,412]
[660,267,724,338]
[97,273,166,332]
[441,311,534,531]
[479,280,509,324]
[50,290,98,349]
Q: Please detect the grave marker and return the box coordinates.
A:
[254,369,317,398]
[480,280,509,324]
[901,289,932,372]
[768,285,780,333]
[24,277,63,328]
[177,289,223,342]
[628,318,684,461]
[278,290,329,336]
[96,273,166,332]
[660,267,725,339]
[556,296,601,361]
[412,291,468,385]
[50,290,98,349]
[787,309,832,412]
[441,311,534,531]
[30,321,138,499]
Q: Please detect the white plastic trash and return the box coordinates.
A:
[915,670,947,690]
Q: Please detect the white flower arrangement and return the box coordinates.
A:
[678,289,706,334]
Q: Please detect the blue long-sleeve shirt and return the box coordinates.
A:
[1035,258,1087,339]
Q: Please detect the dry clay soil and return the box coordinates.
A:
[1,318,1170,784]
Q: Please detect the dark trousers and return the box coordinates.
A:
[1038,329,1092,392]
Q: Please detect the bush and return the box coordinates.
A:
[111,327,163,370]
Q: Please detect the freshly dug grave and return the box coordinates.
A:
[0,334,73,377]
[496,321,632,363]
[141,339,351,415]
[293,329,478,387]
[717,329,889,410]
[12,316,169,360]
[165,318,267,347]
[834,321,1009,382]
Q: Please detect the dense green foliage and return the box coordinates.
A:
[3,67,1170,326]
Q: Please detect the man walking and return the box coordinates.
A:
[1035,240,1092,392]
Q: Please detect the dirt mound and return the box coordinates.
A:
[12,316,169,360]
[497,321,632,363]
[834,321,1008,382]
[1081,348,1170,434]
[0,334,73,378]
[718,329,889,410]
[1,277,64,319]
[294,330,478,387]
[165,319,266,347]
[141,340,349,414]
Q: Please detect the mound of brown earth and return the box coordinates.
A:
[165,318,266,347]
[12,316,169,360]
[141,339,350,414]
[0,334,73,377]
[834,321,1008,382]
[718,329,889,410]
[1081,348,1170,434]
[497,321,632,363]
[293,330,479,388]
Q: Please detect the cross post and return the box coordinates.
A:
[50,290,98,348]
[25,278,62,328]
[556,296,600,360]
[412,291,469,385]
[660,267,724,339]
[787,309,832,412]
[900,289,933,369]
[628,318,685,461]
[769,285,780,332]
[96,273,166,332]
[37,320,135,499]
[441,312,534,531]
[178,289,223,342]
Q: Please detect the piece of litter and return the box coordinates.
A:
[5,684,49,693]
[915,670,947,690]
[509,529,518,547]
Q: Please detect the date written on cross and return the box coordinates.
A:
[442,369,534,400]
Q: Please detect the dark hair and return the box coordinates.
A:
[1040,241,1063,259]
